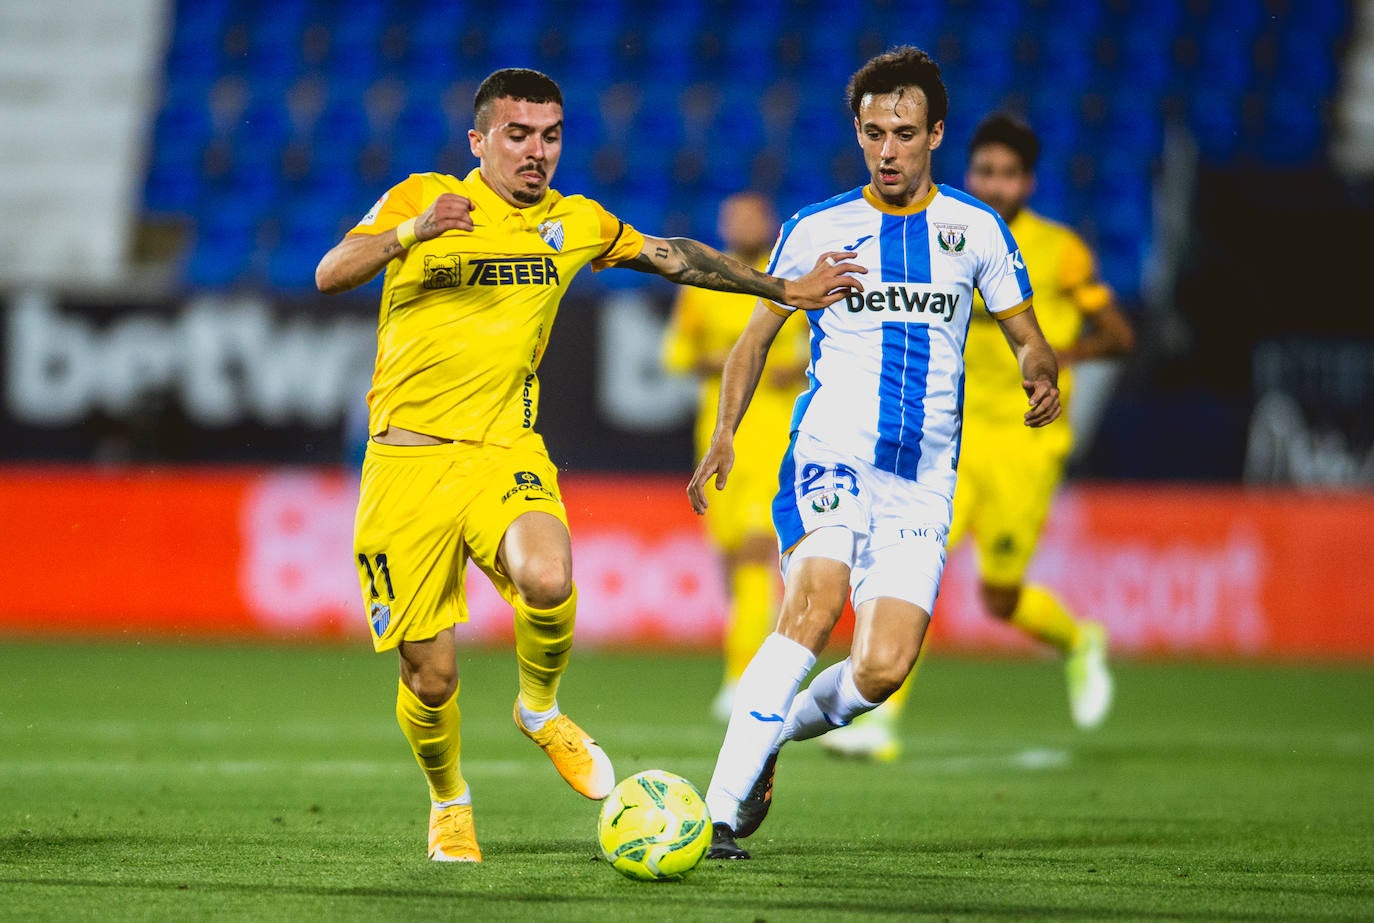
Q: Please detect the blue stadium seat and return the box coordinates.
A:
[144,161,202,215]
[151,0,1359,306]
[1188,86,1242,161]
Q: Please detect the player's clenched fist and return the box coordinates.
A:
[415,193,476,240]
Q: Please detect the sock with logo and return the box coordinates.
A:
[783,657,882,742]
[723,562,779,685]
[1009,584,1082,654]
[705,632,816,829]
[396,679,467,803]
[513,584,577,714]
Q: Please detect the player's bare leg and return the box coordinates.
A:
[790,599,927,755]
[502,511,614,799]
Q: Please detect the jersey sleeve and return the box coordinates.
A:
[762,221,806,315]
[1058,231,1114,314]
[587,200,648,270]
[349,174,425,236]
[661,288,706,374]
[976,211,1034,316]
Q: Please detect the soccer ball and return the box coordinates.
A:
[597,770,712,881]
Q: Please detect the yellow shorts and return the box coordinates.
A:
[948,431,1066,587]
[704,453,779,552]
[352,433,568,652]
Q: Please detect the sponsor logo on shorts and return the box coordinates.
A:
[369,602,391,637]
[501,470,557,504]
[898,525,950,545]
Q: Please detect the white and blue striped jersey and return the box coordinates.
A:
[767,183,1033,503]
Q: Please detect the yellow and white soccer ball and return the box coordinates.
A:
[597,769,711,881]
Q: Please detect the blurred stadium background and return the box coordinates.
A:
[1,0,1372,658]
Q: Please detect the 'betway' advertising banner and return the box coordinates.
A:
[2,467,1372,659]
[2,288,697,468]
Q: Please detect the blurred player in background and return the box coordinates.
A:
[315,67,860,863]
[688,47,1061,859]
[822,112,1136,762]
[661,192,810,721]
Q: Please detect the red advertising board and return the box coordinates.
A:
[3,467,1372,659]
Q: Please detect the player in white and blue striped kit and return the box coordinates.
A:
[688,47,1063,859]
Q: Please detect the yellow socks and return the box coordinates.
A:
[514,585,577,713]
[396,679,466,803]
[1010,584,1083,654]
[723,563,778,684]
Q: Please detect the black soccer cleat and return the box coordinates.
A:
[706,822,750,860]
[733,749,778,838]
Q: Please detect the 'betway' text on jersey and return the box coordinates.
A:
[767,184,1033,506]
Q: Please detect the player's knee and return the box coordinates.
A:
[980,583,1020,620]
[513,557,573,610]
[851,654,909,703]
[408,666,458,707]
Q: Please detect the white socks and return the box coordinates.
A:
[517,699,560,733]
[783,657,880,743]
[706,633,816,828]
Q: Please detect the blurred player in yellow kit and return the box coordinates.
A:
[823,112,1135,761]
[661,193,811,720]
[314,68,861,861]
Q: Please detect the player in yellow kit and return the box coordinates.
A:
[822,112,1135,760]
[315,68,862,862]
[661,193,811,721]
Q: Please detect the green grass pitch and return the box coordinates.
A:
[2,640,1371,921]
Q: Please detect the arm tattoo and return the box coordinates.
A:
[659,238,786,301]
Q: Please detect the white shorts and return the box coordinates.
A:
[774,432,951,613]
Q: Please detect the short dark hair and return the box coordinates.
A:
[968,113,1041,171]
[846,46,948,129]
[473,68,563,131]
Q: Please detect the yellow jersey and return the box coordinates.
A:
[349,168,645,445]
[963,208,1113,446]
[662,261,811,462]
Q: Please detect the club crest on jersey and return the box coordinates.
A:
[537,219,564,252]
[810,492,841,513]
[369,602,391,637]
[935,223,967,255]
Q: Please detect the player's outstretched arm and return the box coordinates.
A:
[1061,300,1136,363]
[687,303,787,514]
[625,236,865,310]
[997,306,1062,428]
[315,193,475,294]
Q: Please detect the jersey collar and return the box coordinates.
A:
[862,181,939,216]
[463,167,556,227]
